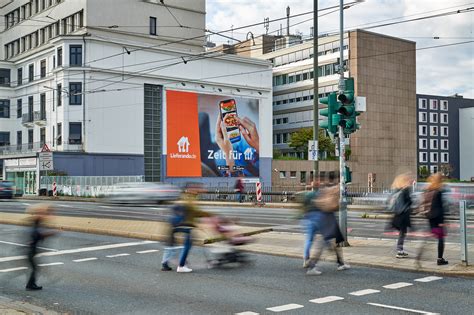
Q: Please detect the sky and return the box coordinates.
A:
[206,0,474,98]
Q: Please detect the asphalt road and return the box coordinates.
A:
[0,199,472,243]
[0,225,472,315]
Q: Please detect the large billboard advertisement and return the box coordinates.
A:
[167,90,260,178]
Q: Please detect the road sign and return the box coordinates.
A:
[39,152,53,171]
[308,140,318,161]
[40,143,51,152]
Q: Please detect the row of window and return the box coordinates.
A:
[0,122,82,148]
[419,152,449,164]
[274,133,291,144]
[4,0,64,29]
[420,165,443,175]
[418,98,449,111]
[418,112,448,124]
[273,85,338,106]
[272,60,348,87]
[273,117,289,125]
[419,138,449,150]
[270,38,349,67]
[418,125,449,137]
[5,10,83,60]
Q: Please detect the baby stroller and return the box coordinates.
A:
[204,217,253,268]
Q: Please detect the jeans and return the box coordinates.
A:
[397,228,407,252]
[161,227,192,267]
[303,211,320,261]
[27,246,38,286]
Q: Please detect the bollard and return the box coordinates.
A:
[459,200,468,265]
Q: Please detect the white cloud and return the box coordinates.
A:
[206,0,474,98]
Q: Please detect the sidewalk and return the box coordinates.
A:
[241,231,474,277]
[0,295,58,315]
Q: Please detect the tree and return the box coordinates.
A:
[418,166,429,179]
[440,164,454,177]
[288,128,335,159]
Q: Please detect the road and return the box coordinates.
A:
[1,199,472,243]
[0,225,472,314]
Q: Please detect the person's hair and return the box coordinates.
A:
[427,172,443,190]
[391,173,411,190]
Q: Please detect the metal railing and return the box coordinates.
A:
[34,110,46,121]
[0,141,83,156]
[22,112,33,124]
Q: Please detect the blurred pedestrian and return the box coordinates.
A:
[388,173,413,258]
[234,177,244,203]
[25,203,56,290]
[306,176,350,275]
[416,173,449,266]
[161,183,212,273]
[300,178,321,268]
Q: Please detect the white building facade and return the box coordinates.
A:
[0,0,273,194]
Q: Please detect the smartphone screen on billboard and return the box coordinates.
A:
[219,99,241,143]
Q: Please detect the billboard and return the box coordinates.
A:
[167,90,260,178]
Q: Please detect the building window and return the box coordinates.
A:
[17,99,22,118]
[17,131,22,148]
[279,171,286,179]
[40,93,46,119]
[290,171,297,178]
[0,68,10,87]
[40,59,46,78]
[28,64,34,82]
[430,112,438,123]
[40,127,46,145]
[441,126,448,137]
[69,122,82,144]
[0,132,10,146]
[0,100,10,118]
[17,68,23,86]
[441,140,449,150]
[69,45,82,66]
[149,17,157,35]
[430,139,438,150]
[57,83,62,106]
[441,113,448,124]
[57,47,63,66]
[429,99,438,110]
[441,153,449,163]
[419,138,427,149]
[69,82,82,105]
[440,100,448,111]
[28,129,33,149]
[57,122,62,145]
[430,165,438,174]
[419,125,427,136]
[419,112,427,123]
[430,152,438,163]
[419,152,428,163]
[300,171,306,183]
[430,126,438,136]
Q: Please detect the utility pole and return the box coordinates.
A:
[312,0,319,187]
[338,0,349,246]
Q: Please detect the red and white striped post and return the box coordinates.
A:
[52,182,57,197]
[255,181,264,206]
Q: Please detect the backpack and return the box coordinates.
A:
[419,190,436,219]
[169,204,186,227]
[388,190,409,215]
[315,186,339,212]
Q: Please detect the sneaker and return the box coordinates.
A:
[161,263,172,271]
[176,265,193,273]
[437,258,449,265]
[337,264,351,271]
[306,267,322,275]
[396,251,408,258]
[303,259,311,268]
[26,284,42,291]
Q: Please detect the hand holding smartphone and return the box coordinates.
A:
[219,99,241,143]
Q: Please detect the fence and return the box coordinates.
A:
[40,176,144,197]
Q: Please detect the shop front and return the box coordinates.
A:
[3,158,37,196]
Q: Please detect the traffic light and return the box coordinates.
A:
[337,77,359,135]
[320,92,340,135]
[344,166,352,183]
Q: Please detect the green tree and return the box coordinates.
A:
[288,128,335,159]
[418,166,429,179]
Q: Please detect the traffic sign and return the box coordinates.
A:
[40,143,51,152]
[308,140,318,161]
[39,152,53,171]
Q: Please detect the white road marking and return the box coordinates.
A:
[0,267,28,273]
[21,203,31,206]
[0,240,157,263]
[349,289,380,296]
[99,205,112,209]
[136,249,160,254]
[310,296,344,304]
[38,262,64,267]
[266,304,304,312]
[414,276,443,283]
[0,240,57,251]
[149,207,163,210]
[59,204,73,208]
[367,302,440,314]
[383,282,413,289]
[73,257,98,263]
[235,312,259,315]
[106,253,130,258]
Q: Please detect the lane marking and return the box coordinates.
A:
[0,240,157,263]
[0,267,28,273]
[0,240,57,251]
[106,253,130,258]
[73,257,98,263]
[99,205,112,209]
[21,203,31,206]
[266,304,304,312]
[235,312,259,315]
[38,262,64,267]
[368,302,440,314]
[414,276,443,283]
[136,249,160,254]
[383,282,413,289]
[349,289,380,296]
[59,204,73,208]
[310,296,344,304]
[149,207,164,210]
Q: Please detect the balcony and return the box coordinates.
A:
[34,111,47,126]
[22,113,34,127]
[0,141,84,157]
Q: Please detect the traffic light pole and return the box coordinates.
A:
[338,0,349,246]
[312,0,319,188]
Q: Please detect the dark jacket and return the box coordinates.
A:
[320,211,344,243]
[391,187,412,231]
[429,189,446,228]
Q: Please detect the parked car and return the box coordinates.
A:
[0,181,14,199]
[105,182,181,204]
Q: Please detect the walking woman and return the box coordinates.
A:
[390,173,413,258]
